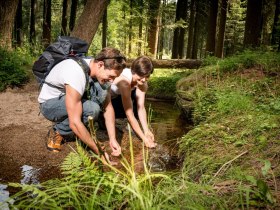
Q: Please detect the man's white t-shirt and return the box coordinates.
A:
[38,58,91,103]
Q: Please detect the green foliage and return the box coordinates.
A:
[0,48,30,91]
[148,69,192,98]
[8,129,171,209]
[7,124,229,210]
[205,50,280,74]
[177,51,280,208]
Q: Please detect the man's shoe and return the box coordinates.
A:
[46,128,64,152]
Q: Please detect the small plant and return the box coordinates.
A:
[8,124,170,209]
[0,48,30,91]
[148,69,192,99]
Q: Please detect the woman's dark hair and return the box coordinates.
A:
[95,47,126,71]
[131,56,154,77]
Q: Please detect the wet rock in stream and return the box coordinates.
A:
[148,144,181,172]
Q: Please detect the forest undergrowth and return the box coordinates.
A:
[177,50,280,209]
[1,49,280,209]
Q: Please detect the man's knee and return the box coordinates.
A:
[82,100,101,121]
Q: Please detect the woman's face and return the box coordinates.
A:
[134,74,150,86]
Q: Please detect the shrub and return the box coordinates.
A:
[0,48,30,91]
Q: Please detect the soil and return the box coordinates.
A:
[0,80,145,185]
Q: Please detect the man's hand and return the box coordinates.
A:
[109,139,122,156]
[101,151,118,166]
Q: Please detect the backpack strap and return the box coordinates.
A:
[69,56,90,93]
[43,57,90,95]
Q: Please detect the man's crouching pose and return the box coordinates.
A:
[38,47,126,164]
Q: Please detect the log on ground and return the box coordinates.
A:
[126,59,202,69]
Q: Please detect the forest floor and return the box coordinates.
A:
[0,79,145,185]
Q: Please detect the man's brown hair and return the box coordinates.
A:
[95,47,126,71]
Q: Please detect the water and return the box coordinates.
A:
[0,184,12,210]
[0,165,40,209]
[146,100,189,172]
[20,165,40,185]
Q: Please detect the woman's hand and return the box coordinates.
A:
[145,130,155,142]
[143,130,157,148]
[143,138,157,148]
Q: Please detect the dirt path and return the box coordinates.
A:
[0,80,77,183]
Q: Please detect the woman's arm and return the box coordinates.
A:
[135,88,154,142]
[119,80,156,147]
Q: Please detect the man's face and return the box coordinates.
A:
[97,61,122,84]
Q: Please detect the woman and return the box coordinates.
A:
[109,56,157,156]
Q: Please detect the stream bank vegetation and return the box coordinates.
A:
[1,50,279,209]
[177,50,280,209]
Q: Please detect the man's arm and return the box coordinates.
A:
[65,85,103,156]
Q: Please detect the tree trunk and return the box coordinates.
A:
[29,0,36,44]
[128,0,133,55]
[192,2,202,59]
[261,0,274,45]
[102,8,107,48]
[14,0,22,47]
[138,18,143,56]
[158,0,166,59]
[178,0,188,58]
[172,0,188,59]
[70,0,109,44]
[215,0,228,58]
[0,0,19,49]
[186,0,195,58]
[61,0,69,36]
[271,0,280,46]
[122,7,127,54]
[69,0,78,33]
[244,0,263,47]
[126,59,202,69]
[42,0,52,48]
[137,0,144,56]
[147,0,161,58]
[172,29,180,59]
[205,0,218,55]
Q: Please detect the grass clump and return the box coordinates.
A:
[6,125,170,209]
[203,50,280,74]
[0,47,31,91]
[6,123,228,210]
[148,68,192,99]
[177,50,280,209]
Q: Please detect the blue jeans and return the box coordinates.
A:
[40,78,109,135]
[40,95,101,135]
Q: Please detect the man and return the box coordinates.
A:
[38,47,126,163]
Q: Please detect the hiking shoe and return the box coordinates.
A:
[46,128,64,152]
